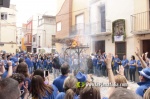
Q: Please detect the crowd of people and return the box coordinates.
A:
[0,48,150,99]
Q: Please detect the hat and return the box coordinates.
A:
[139,68,150,79]
[76,72,87,82]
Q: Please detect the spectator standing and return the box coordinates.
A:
[113,55,121,75]
[53,63,69,92]
[53,54,61,78]
[121,55,129,79]
[128,55,136,82]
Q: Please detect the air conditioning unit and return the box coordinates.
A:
[0,0,10,8]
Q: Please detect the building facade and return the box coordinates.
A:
[35,15,56,53]
[56,0,150,60]
[131,0,150,58]
[24,18,32,52]
[0,4,18,53]
[56,0,72,53]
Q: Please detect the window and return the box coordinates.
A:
[1,12,7,20]
[100,3,106,32]
[76,14,84,24]
[57,22,61,31]
[76,14,84,34]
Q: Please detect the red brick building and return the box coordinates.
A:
[56,0,72,53]
[24,19,32,52]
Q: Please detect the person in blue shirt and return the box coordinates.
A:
[43,57,48,70]
[31,75,58,99]
[53,62,69,92]
[113,55,121,75]
[137,60,143,75]
[121,55,129,79]
[25,55,33,74]
[128,55,136,82]
[37,57,43,70]
[136,67,150,97]
[92,55,97,75]
[56,75,78,99]
[1,60,13,79]
[33,69,59,98]
[16,62,31,91]
[96,57,101,77]
[101,55,106,77]
[47,57,53,73]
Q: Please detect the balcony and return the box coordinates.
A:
[131,11,150,34]
[70,20,111,37]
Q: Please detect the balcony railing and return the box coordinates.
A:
[131,11,150,33]
[70,20,111,37]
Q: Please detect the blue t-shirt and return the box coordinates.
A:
[136,81,150,97]
[43,60,48,67]
[53,75,67,92]
[56,92,65,99]
[10,57,19,63]
[129,60,136,69]
[121,59,129,68]
[100,58,106,67]
[25,58,32,67]
[113,58,121,67]
[21,77,31,91]
[40,84,58,99]
[92,58,97,67]
[56,92,78,99]
[2,71,8,79]
[137,60,142,67]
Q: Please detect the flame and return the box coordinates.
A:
[71,40,78,47]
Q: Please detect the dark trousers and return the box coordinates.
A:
[33,63,37,71]
[47,66,52,73]
[113,66,119,75]
[124,68,129,79]
[129,68,136,81]
[138,67,143,75]
[88,68,93,74]
[102,66,106,76]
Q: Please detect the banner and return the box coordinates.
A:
[112,19,126,42]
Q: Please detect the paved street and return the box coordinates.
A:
[48,74,139,98]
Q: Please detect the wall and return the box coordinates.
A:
[56,0,72,39]
[56,0,66,14]
[91,35,115,54]
[0,4,16,43]
[0,44,18,53]
[72,0,89,25]
[56,0,72,53]
[105,0,134,59]
[0,4,18,53]
[134,0,148,13]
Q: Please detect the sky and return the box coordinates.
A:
[10,0,57,27]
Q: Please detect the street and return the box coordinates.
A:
[48,73,139,98]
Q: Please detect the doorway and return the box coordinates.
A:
[95,40,105,54]
[143,40,150,58]
[115,42,126,60]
